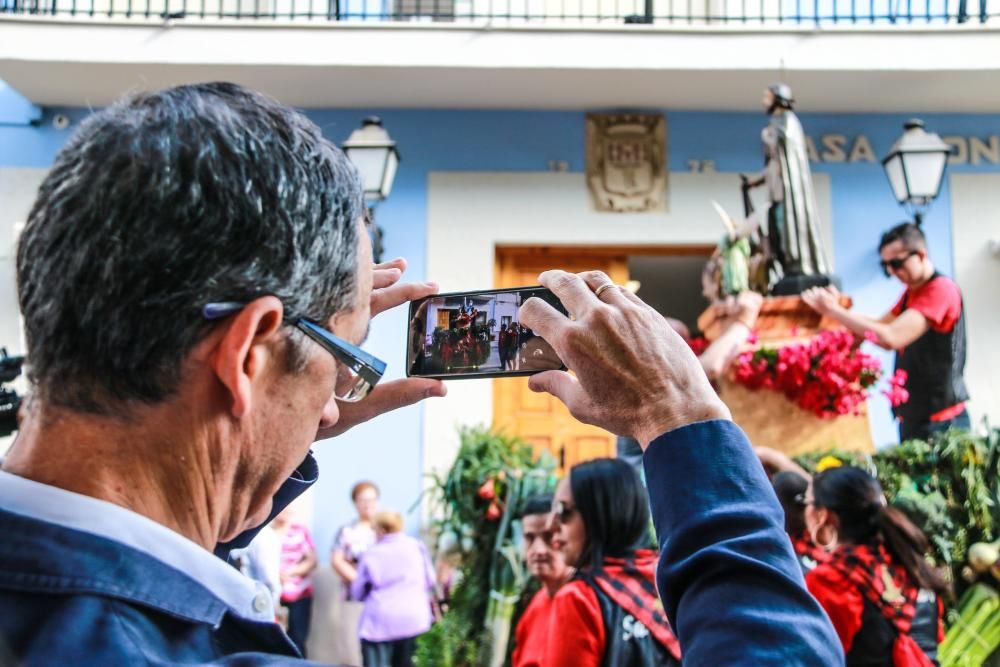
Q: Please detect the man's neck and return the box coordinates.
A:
[908,260,937,289]
[2,400,230,550]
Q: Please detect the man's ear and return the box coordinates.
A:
[211,296,286,418]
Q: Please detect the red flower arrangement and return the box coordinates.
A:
[732,329,909,419]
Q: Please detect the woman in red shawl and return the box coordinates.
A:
[545,458,680,667]
[803,466,950,666]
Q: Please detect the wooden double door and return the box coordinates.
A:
[492,247,628,475]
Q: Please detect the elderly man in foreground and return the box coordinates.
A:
[0,83,841,665]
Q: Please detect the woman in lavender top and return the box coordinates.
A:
[331,481,380,666]
[351,511,435,667]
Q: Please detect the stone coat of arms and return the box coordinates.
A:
[586,113,667,213]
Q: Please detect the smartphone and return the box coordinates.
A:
[406,286,567,379]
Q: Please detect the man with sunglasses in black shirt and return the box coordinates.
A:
[802,222,969,441]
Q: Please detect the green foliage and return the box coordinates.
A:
[415,426,557,667]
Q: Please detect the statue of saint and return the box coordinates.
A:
[742,84,833,295]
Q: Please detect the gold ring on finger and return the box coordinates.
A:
[594,282,618,300]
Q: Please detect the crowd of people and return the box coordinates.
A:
[0,80,972,667]
[232,480,437,666]
[504,447,952,667]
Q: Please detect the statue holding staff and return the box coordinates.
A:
[742,83,833,294]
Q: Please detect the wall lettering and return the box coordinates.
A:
[803,135,878,163]
[970,136,1000,165]
[820,134,848,163]
[848,136,876,163]
[799,133,1000,166]
[943,135,1000,166]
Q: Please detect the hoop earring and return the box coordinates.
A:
[815,527,837,550]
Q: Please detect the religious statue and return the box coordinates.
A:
[741,83,834,295]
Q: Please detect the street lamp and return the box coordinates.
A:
[881,119,953,225]
[343,117,401,263]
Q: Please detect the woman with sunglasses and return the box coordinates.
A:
[803,465,949,667]
[802,221,969,442]
[755,445,830,574]
[545,458,681,667]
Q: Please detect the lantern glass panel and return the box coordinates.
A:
[345,145,390,199]
[883,153,908,203]
[381,149,399,200]
[901,151,948,201]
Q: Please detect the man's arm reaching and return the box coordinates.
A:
[645,420,843,666]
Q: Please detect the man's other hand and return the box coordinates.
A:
[519,270,731,450]
[315,258,446,441]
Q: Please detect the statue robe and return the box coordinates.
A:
[761,111,830,278]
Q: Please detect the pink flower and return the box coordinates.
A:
[732,329,886,418]
[882,369,910,407]
[864,330,879,343]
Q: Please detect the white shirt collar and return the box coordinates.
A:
[0,469,274,623]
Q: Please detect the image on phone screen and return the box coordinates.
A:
[406,287,566,379]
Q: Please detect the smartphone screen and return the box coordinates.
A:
[406,286,567,379]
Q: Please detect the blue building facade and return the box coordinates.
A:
[3,85,999,551]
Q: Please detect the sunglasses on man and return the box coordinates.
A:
[880,250,919,277]
[202,301,386,402]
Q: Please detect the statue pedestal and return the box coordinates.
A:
[697,293,852,344]
[699,294,874,456]
[716,380,874,456]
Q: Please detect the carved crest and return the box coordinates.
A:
[586,113,667,213]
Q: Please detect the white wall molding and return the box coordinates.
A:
[2,18,999,110]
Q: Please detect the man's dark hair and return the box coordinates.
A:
[879,222,927,252]
[519,494,554,519]
[17,82,363,415]
[569,458,650,570]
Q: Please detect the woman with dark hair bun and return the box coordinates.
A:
[804,465,950,667]
[772,470,830,574]
[544,458,680,667]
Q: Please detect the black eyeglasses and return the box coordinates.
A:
[552,500,577,524]
[880,250,919,277]
[202,301,386,403]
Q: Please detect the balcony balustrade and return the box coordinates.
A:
[2,0,996,26]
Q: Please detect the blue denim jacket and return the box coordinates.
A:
[0,456,324,666]
[645,420,844,666]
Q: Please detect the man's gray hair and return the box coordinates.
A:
[17,82,363,414]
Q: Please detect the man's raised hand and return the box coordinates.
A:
[519,270,730,449]
[316,258,446,441]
